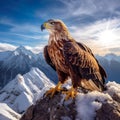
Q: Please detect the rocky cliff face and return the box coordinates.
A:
[20,82,120,120]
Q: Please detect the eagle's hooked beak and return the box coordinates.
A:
[41,23,45,31]
[41,22,52,31]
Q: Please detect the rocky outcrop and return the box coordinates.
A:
[96,93,120,120]
[20,86,120,120]
[20,91,76,120]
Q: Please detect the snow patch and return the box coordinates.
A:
[106,81,120,97]
[76,91,112,120]
[14,51,19,56]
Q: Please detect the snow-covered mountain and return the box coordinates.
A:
[0,68,55,113]
[96,53,120,63]
[104,53,120,63]
[0,103,21,120]
[0,46,57,88]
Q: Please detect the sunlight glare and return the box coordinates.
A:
[98,29,117,46]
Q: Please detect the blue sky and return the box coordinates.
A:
[0,0,120,55]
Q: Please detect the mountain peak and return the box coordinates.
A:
[15,46,28,53]
[17,45,26,50]
[14,46,34,56]
[104,53,120,62]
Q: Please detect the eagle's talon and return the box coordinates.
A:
[62,87,77,100]
[45,82,62,98]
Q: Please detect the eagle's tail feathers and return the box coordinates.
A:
[81,79,102,92]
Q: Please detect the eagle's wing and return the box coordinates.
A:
[44,46,56,71]
[63,41,106,91]
[77,42,107,84]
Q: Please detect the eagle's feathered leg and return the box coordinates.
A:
[63,66,80,100]
[45,81,62,97]
[46,70,68,97]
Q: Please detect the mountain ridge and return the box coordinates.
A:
[0,67,55,113]
[0,46,57,88]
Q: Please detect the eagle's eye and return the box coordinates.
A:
[50,22,55,25]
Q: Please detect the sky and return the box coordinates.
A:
[0,0,120,55]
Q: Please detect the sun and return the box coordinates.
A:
[97,29,117,46]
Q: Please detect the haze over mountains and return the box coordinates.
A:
[96,54,120,83]
[0,46,120,89]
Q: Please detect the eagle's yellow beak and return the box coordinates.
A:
[41,22,52,31]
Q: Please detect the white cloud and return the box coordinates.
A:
[69,18,120,55]
[25,44,45,54]
[0,42,46,54]
[0,43,17,52]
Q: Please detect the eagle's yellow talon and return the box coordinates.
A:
[63,86,77,100]
[45,82,62,98]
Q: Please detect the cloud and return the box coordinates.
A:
[69,18,120,55]
[109,47,120,55]
[0,18,40,34]
[58,0,120,18]
[0,4,120,56]
[0,43,17,52]
[10,33,49,40]
[25,45,45,53]
[0,18,49,47]
[0,42,45,54]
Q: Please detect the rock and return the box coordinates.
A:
[20,89,120,120]
[96,94,120,120]
[96,101,120,120]
[20,92,76,120]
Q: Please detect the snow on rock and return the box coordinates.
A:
[75,81,120,120]
[106,81,120,97]
[0,67,55,113]
[0,103,21,120]
[76,91,112,120]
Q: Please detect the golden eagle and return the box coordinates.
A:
[41,19,107,100]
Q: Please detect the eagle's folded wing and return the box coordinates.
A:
[44,46,56,71]
[77,42,107,84]
[63,41,105,91]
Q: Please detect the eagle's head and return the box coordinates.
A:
[41,19,68,34]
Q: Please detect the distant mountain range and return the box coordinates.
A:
[0,46,57,88]
[96,53,120,83]
[0,46,119,89]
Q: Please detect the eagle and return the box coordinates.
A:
[41,19,107,100]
